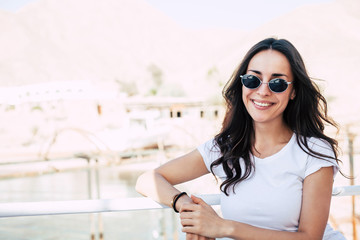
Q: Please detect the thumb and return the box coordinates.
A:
[191,195,206,205]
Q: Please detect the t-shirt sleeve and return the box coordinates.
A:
[304,138,339,179]
[197,139,222,173]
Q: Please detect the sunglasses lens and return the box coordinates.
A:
[241,75,261,89]
[269,79,288,93]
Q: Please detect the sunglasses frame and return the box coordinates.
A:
[240,74,292,93]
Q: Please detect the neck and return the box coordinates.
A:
[253,120,293,146]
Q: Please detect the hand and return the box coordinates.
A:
[180,195,224,239]
[186,233,215,240]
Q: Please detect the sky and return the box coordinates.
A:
[143,0,334,30]
[0,0,334,30]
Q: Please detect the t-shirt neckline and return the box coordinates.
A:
[252,133,296,162]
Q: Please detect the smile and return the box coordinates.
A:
[252,100,274,108]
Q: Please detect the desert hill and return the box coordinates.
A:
[0,0,359,122]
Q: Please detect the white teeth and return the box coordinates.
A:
[253,101,271,107]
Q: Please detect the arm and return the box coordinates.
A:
[135,149,210,210]
[180,166,334,240]
[136,149,216,240]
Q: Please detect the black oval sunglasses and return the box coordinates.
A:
[240,74,292,93]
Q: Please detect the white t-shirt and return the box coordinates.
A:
[197,133,339,232]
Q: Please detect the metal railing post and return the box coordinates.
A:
[95,158,104,240]
[78,154,103,240]
[347,129,358,240]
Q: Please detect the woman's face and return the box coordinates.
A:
[242,49,295,126]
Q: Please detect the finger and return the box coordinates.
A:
[180,202,199,213]
[180,211,195,219]
[191,195,207,206]
[186,233,194,240]
[186,233,198,240]
[180,218,194,227]
[198,234,210,240]
[182,226,197,235]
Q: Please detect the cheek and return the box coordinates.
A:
[278,95,291,110]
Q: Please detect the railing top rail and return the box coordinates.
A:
[0,186,359,218]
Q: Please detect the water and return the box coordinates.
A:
[0,154,359,240]
[0,162,184,240]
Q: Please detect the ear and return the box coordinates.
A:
[290,90,296,100]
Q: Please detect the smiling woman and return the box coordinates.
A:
[136,37,346,240]
[241,50,295,127]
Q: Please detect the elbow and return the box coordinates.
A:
[297,230,323,240]
[135,170,153,196]
[135,172,146,195]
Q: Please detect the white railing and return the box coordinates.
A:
[0,186,359,218]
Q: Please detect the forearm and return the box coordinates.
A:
[221,220,317,240]
[135,170,192,208]
[135,150,209,209]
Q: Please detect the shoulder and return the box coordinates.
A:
[284,134,334,161]
[299,135,335,158]
[197,138,221,158]
[197,138,225,175]
[295,135,339,179]
[308,136,333,149]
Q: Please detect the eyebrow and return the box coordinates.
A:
[248,69,288,78]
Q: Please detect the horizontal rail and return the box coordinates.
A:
[0,149,162,166]
[332,185,360,196]
[0,194,220,218]
[0,186,359,218]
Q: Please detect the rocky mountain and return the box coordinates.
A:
[0,0,359,121]
[0,0,241,96]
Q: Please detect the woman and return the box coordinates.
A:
[136,38,345,240]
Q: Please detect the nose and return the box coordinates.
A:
[256,80,271,96]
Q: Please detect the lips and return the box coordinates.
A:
[252,100,274,108]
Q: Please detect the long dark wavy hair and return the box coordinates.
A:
[211,38,341,195]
